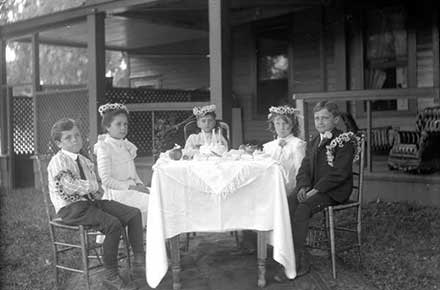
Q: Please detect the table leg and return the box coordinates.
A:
[257,231,267,288]
[169,235,181,290]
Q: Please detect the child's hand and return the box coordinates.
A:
[94,188,105,200]
[297,187,308,202]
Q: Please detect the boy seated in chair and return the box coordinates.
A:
[47,118,145,290]
[280,101,356,281]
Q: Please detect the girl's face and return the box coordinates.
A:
[274,116,293,138]
[197,115,216,133]
[106,113,128,139]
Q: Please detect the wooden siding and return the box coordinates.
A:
[129,56,209,90]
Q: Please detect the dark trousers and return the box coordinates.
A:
[288,193,338,257]
[58,200,144,270]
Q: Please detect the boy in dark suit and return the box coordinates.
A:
[292,101,355,277]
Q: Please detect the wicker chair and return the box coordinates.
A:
[308,133,366,279]
[35,154,131,290]
[388,106,440,173]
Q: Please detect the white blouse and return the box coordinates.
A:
[94,134,143,191]
[263,134,306,194]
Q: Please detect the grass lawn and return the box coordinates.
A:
[0,188,76,290]
[1,188,439,290]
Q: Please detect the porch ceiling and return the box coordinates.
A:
[36,16,208,51]
[6,0,321,51]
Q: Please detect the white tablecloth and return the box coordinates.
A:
[146,158,296,288]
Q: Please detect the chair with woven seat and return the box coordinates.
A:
[307,133,366,279]
[35,154,131,290]
[388,106,440,173]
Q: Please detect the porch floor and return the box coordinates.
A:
[63,233,378,290]
[366,155,440,184]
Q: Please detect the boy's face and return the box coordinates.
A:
[197,115,216,133]
[314,108,339,134]
[106,113,128,140]
[273,116,293,138]
[56,126,83,154]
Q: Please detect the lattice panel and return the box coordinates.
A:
[36,89,89,154]
[12,96,34,154]
[127,111,153,156]
[104,87,209,104]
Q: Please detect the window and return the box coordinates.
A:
[256,22,289,115]
[363,7,410,112]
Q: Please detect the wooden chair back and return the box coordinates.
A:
[351,133,366,204]
[34,154,56,222]
[183,120,230,142]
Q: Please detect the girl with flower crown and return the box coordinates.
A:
[184,104,229,154]
[263,105,306,194]
[94,103,149,227]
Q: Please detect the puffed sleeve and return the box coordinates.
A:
[184,134,198,151]
[94,140,132,190]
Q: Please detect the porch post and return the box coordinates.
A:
[31,33,41,154]
[87,12,105,145]
[0,39,7,156]
[433,9,439,103]
[208,0,232,126]
[0,39,9,190]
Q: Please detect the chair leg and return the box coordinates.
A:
[185,233,191,251]
[79,226,91,290]
[356,205,362,267]
[322,211,329,248]
[234,231,240,248]
[328,208,337,279]
[49,225,60,288]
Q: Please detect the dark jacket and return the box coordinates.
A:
[296,128,354,203]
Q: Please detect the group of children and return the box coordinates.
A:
[47,100,358,288]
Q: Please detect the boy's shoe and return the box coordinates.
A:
[295,251,311,278]
[131,254,147,288]
[102,275,138,290]
[273,267,291,283]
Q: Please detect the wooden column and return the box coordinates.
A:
[320,6,327,92]
[209,0,232,126]
[87,12,105,145]
[433,9,440,103]
[407,25,417,88]
[0,39,7,156]
[0,39,10,190]
[366,100,372,172]
[349,11,364,91]
[334,9,346,91]
[31,33,41,154]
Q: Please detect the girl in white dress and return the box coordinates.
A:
[94,103,149,226]
[184,104,229,154]
[263,105,306,195]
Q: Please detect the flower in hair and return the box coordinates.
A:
[267,105,301,119]
[193,104,216,117]
[98,103,129,117]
